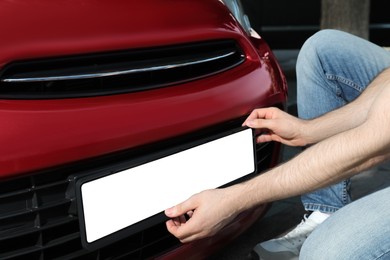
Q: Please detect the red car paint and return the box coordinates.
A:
[0,0,287,259]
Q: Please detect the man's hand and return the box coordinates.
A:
[165,107,308,243]
[242,107,309,146]
[165,188,240,243]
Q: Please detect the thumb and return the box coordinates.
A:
[245,118,275,130]
[165,197,196,218]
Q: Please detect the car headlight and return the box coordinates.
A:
[221,0,252,34]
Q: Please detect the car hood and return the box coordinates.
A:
[0,0,243,67]
[0,0,288,178]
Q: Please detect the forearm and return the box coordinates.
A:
[233,117,390,211]
[303,67,390,144]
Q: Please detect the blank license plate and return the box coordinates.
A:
[76,127,256,247]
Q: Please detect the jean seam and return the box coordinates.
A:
[342,180,350,205]
[377,249,390,259]
[326,73,364,92]
[303,203,340,213]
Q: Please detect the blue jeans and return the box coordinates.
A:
[296,29,390,214]
[297,30,390,259]
[301,186,390,259]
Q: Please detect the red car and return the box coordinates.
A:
[0,0,287,259]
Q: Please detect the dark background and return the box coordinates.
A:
[242,0,390,49]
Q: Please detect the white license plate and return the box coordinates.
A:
[77,127,256,246]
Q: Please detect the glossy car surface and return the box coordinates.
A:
[0,0,287,259]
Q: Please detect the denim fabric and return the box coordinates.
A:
[300,186,390,259]
[296,29,390,213]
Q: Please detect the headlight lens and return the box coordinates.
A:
[221,0,252,34]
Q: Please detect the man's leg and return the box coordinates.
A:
[297,29,390,215]
[300,186,390,260]
[252,29,390,259]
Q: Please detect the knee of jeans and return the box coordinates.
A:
[300,232,329,259]
[299,218,339,259]
[297,29,343,68]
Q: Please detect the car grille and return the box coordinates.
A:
[0,121,277,260]
[0,40,245,99]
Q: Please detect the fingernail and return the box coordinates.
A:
[165,207,174,216]
[247,120,254,126]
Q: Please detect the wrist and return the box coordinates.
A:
[300,119,318,145]
[226,178,267,213]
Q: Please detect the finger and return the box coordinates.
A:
[256,133,273,143]
[250,107,279,120]
[242,109,266,126]
[165,219,204,244]
[166,219,182,236]
[165,196,197,218]
[166,218,197,242]
[179,233,203,244]
[186,210,194,218]
[172,215,187,226]
[245,118,277,131]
